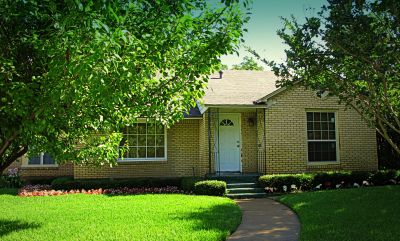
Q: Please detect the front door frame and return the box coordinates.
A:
[216,112,242,173]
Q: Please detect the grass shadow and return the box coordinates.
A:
[173,201,242,239]
[0,219,41,237]
[0,188,18,196]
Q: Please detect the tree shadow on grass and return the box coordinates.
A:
[0,219,41,237]
[172,202,242,239]
[0,188,18,196]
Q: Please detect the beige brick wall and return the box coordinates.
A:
[264,86,378,174]
[74,119,202,179]
[241,111,258,173]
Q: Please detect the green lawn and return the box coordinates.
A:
[277,185,400,241]
[0,190,241,241]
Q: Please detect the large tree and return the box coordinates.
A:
[0,0,250,172]
[252,0,400,155]
[232,56,264,70]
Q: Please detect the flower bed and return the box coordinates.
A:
[18,184,184,197]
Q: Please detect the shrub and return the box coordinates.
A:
[194,180,226,196]
[313,172,352,188]
[370,170,397,185]
[1,168,23,188]
[181,177,204,192]
[349,171,373,185]
[51,177,182,190]
[259,174,314,192]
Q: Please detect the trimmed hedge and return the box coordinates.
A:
[194,180,226,196]
[259,170,400,192]
[181,177,204,192]
[259,174,314,192]
[51,177,182,190]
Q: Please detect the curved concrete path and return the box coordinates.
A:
[228,198,300,241]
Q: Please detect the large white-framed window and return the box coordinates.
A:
[26,153,58,167]
[118,119,167,161]
[306,111,339,163]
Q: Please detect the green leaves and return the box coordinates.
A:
[0,0,250,170]
[253,0,400,155]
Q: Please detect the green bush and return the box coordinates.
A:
[51,177,182,190]
[370,170,397,185]
[194,180,226,196]
[181,177,204,192]
[259,174,314,192]
[313,172,352,188]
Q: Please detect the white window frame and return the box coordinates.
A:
[23,152,58,167]
[306,110,340,165]
[118,119,167,162]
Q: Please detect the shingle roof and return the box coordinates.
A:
[203,70,279,105]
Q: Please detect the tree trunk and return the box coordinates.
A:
[0,146,28,174]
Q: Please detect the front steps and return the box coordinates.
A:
[226,182,266,199]
[207,173,266,199]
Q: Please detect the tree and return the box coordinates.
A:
[0,0,250,172]
[251,0,400,155]
[232,56,264,70]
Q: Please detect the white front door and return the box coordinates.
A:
[218,113,241,172]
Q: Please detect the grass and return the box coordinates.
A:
[277,185,400,241]
[0,189,241,241]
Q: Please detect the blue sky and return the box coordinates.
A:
[221,0,327,69]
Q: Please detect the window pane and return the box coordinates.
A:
[329,122,335,130]
[127,135,137,146]
[308,142,336,162]
[307,122,313,130]
[137,135,146,146]
[322,131,329,139]
[43,153,56,165]
[138,123,146,134]
[314,112,320,121]
[321,122,328,130]
[314,131,321,140]
[147,123,156,134]
[156,123,164,134]
[307,112,313,121]
[147,147,156,158]
[128,147,137,158]
[329,131,336,140]
[147,135,155,146]
[138,147,146,158]
[156,147,165,158]
[328,113,335,122]
[28,155,41,165]
[156,135,165,146]
[321,113,328,121]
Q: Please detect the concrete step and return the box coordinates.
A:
[227,182,258,188]
[228,187,264,194]
[227,192,267,199]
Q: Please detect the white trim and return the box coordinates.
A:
[22,153,58,168]
[118,120,168,162]
[305,110,340,165]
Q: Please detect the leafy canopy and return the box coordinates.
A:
[252,0,400,154]
[0,0,250,171]
[232,56,263,70]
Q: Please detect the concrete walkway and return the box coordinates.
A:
[228,198,300,241]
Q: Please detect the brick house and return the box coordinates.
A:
[10,70,378,179]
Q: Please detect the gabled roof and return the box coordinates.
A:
[203,70,279,106]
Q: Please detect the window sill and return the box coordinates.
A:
[307,161,340,166]
[21,165,59,168]
[118,158,167,163]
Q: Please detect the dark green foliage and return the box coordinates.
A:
[259,174,314,191]
[51,177,182,190]
[181,176,204,192]
[260,170,400,192]
[252,0,400,156]
[194,180,227,196]
[0,0,251,172]
[370,170,398,185]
